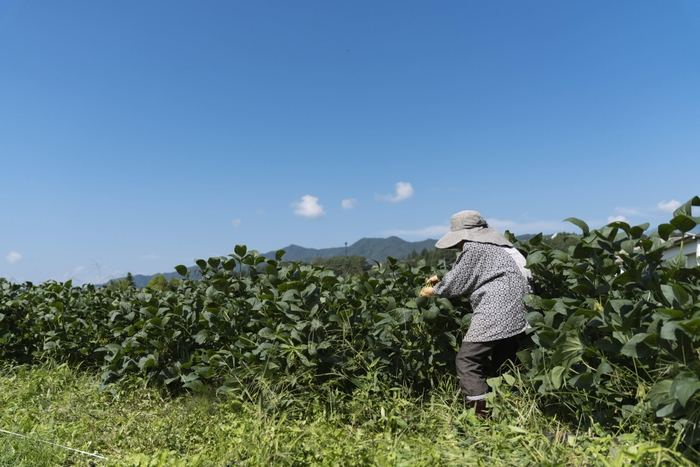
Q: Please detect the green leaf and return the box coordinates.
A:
[526,251,547,267]
[503,373,516,386]
[661,284,691,309]
[182,379,204,392]
[620,239,637,255]
[174,265,188,276]
[486,376,502,389]
[551,336,583,365]
[647,379,673,407]
[620,333,657,358]
[666,255,687,269]
[672,196,700,218]
[194,330,209,344]
[550,366,566,390]
[678,319,700,336]
[657,224,676,241]
[656,308,685,319]
[138,355,156,369]
[234,245,247,257]
[422,306,439,321]
[660,321,680,341]
[656,401,682,418]
[671,215,698,234]
[528,233,543,246]
[628,223,650,239]
[564,217,589,237]
[594,362,613,382]
[98,343,123,355]
[568,372,593,388]
[670,373,700,407]
[195,259,207,270]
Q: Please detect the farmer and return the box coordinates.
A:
[419,210,531,417]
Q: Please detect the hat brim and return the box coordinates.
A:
[435,226,512,249]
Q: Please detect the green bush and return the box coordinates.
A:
[515,196,700,452]
[0,247,469,397]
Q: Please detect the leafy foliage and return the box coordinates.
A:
[516,196,700,453]
[309,255,372,277]
[406,248,461,268]
[0,252,468,397]
[145,274,169,291]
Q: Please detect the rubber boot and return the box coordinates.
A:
[466,399,489,419]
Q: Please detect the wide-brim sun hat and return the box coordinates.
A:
[435,210,512,249]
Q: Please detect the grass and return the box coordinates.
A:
[0,362,693,466]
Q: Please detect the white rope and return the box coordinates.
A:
[0,428,108,461]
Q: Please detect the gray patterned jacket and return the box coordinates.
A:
[433,242,531,343]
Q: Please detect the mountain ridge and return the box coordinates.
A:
[118,236,440,288]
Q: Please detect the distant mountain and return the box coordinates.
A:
[118,268,200,288]
[111,234,537,288]
[265,236,438,263]
[108,237,439,287]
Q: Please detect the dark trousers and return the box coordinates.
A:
[455,333,522,397]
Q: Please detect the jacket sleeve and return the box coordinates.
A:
[433,251,472,299]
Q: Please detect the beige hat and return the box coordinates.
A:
[435,210,512,249]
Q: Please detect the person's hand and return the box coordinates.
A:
[425,275,439,286]
[420,287,435,297]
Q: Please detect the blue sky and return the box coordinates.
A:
[1,1,699,284]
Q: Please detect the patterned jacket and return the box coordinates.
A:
[433,242,530,343]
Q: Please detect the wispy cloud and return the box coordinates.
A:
[607,215,628,223]
[231,218,242,228]
[657,199,681,213]
[5,251,21,264]
[291,195,326,218]
[377,182,414,202]
[341,198,357,209]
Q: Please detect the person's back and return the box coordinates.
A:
[434,242,529,342]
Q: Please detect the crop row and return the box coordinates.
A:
[0,247,468,396]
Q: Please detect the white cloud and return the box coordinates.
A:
[341,198,357,209]
[292,195,326,218]
[5,251,21,264]
[231,218,242,228]
[657,200,681,213]
[607,215,628,223]
[377,182,414,202]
